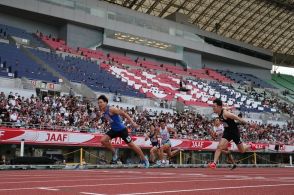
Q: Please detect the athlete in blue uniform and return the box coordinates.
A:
[98,95,149,168]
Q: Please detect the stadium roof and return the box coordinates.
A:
[103,0,294,67]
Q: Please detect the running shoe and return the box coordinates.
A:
[144,159,150,168]
[111,149,119,164]
[230,164,237,170]
[208,162,216,169]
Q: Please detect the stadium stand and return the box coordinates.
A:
[29,48,144,97]
[272,73,294,92]
[0,24,47,48]
[0,92,293,144]
[217,70,275,89]
[0,24,292,115]
[0,42,57,82]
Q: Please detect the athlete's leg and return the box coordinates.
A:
[150,146,157,162]
[157,146,163,162]
[159,145,169,161]
[221,148,233,163]
[170,149,180,158]
[165,146,172,158]
[101,134,115,155]
[237,143,250,153]
[213,138,229,164]
[127,141,147,161]
[169,148,183,159]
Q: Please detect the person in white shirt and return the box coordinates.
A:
[158,119,181,164]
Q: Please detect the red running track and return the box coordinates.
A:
[0,168,293,195]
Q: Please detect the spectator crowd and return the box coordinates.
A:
[0,92,293,145]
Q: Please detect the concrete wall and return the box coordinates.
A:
[66,23,103,48]
[183,50,202,69]
[103,37,182,61]
[0,12,59,37]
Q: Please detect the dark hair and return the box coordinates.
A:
[213,98,222,106]
[98,95,108,103]
[213,117,220,121]
[159,119,166,123]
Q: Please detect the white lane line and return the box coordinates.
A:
[118,183,294,195]
[0,175,203,184]
[3,175,121,180]
[80,192,105,195]
[0,178,250,191]
[37,187,59,191]
[0,175,144,184]
[181,173,205,176]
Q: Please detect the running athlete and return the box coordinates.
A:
[145,124,161,164]
[98,95,149,168]
[158,119,180,164]
[208,98,253,169]
[209,115,237,170]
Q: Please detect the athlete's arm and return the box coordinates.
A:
[155,128,160,138]
[145,132,150,141]
[224,110,247,124]
[208,129,217,139]
[156,127,162,138]
[223,106,233,111]
[109,107,139,128]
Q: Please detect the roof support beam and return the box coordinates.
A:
[127,0,139,8]
[134,0,147,11]
[257,11,292,48]
[175,0,190,13]
[158,0,177,17]
[192,1,218,25]
[230,1,267,39]
[240,5,277,42]
[248,8,285,45]
[202,0,232,30]
[273,25,294,53]
[220,0,257,36]
[187,0,205,17]
[145,1,161,14]
[122,0,131,7]
[266,17,294,50]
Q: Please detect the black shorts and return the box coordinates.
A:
[151,141,160,148]
[222,129,242,145]
[106,128,132,144]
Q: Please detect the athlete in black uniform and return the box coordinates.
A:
[208,98,252,169]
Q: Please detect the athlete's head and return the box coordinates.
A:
[212,98,222,114]
[98,95,108,111]
[214,117,221,126]
[159,119,166,129]
[211,113,221,126]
